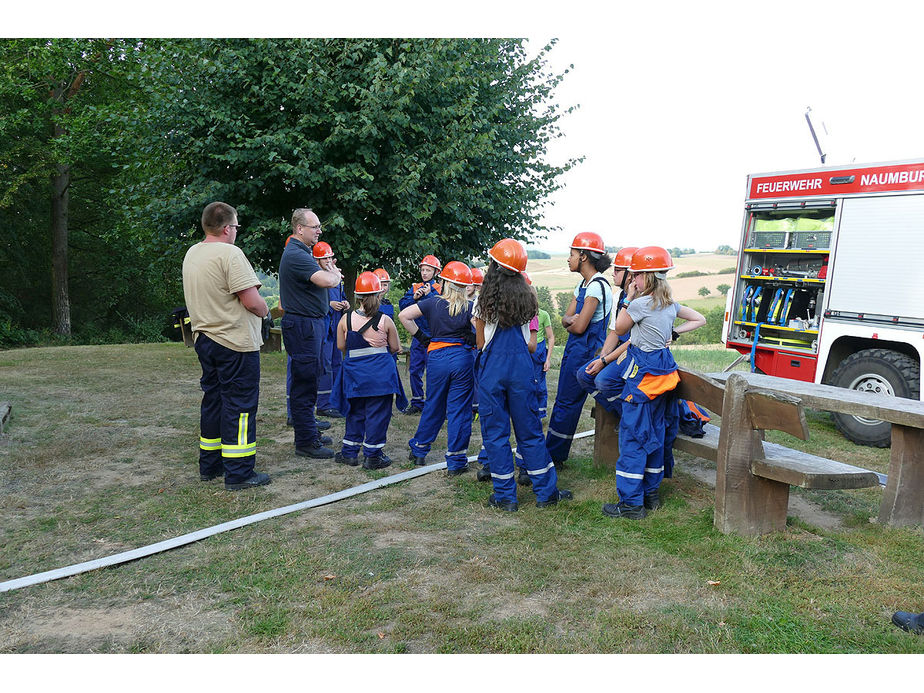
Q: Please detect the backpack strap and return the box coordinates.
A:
[356,311,383,336]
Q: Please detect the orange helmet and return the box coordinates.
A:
[284,233,296,247]
[522,270,532,285]
[613,246,638,269]
[421,254,442,270]
[629,246,674,274]
[470,266,484,285]
[570,232,605,255]
[354,271,383,295]
[312,241,334,259]
[488,238,527,273]
[439,260,473,286]
[372,268,391,282]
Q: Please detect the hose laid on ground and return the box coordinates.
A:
[0,430,596,594]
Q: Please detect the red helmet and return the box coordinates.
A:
[284,233,295,247]
[522,270,532,285]
[629,246,674,274]
[312,241,334,259]
[354,271,383,295]
[613,246,639,269]
[421,254,442,270]
[570,232,605,254]
[470,266,484,285]
[372,268,391,282]
[439,260,473,286]
[488,238,527,273]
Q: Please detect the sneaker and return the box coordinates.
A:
[476,466,491,482]
[225,471,271,491]
[892,611,924,635]
[296,441,335,459]
[447,464,469,477]
[316,419,332,431]
[363,454,392,470]
[489,494,518,512]
[643,491,661,511]
[317,408,345,418]
[602,501,646,519]
[517,467,531,487]
[408,451,427,466]
[200,470,223,482]
[334,452,359,466]
[403,405,423,416]
[536,489,573,508]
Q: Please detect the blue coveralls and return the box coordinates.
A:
[479,323,560,504]
[316,282,346,412]
[545,277,611,463]
[195,334,261,485]
[399,280,440,409]
[407,298,475,471]
[330,311,407,459]
[575,289,631,418]
[616,344,681,504]
[532,334,549,418]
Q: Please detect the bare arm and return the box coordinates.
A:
[567,297,599,335]
[399,304,423,335]
[528,328,538,353]
[675,305,707,335]
[310,257,344,288]
[336,314,347,354]
[475,318,485,351]
[235,286,269,317]
[384,316,400,354]
[560,296,578,328]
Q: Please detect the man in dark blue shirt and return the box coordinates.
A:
[279,208,343,458]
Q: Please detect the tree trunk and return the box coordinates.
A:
[51,156,71,337]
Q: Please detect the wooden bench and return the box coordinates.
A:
[592,367,906,535]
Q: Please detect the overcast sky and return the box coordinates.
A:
[15,0,924,256]
[530,2,924,252]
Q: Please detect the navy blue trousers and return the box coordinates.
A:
[281,313,326,448]
[194,334,260,484]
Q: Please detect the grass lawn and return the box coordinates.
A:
[0,341,921,654]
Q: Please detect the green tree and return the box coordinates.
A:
[140,38,579,291]
[698,286,711,297]
[717,283,731,296]
[0,39,177,340]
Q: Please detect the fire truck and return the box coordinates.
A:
[722,159,924,447]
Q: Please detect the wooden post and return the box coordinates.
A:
[713,374,790,535]
[592,405,620,471]
[879,425,924,528]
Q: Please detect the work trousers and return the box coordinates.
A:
[341,394,393,458]
[408,339,429,408]
[281,313,326,448]
[195,334,260,484]
[409,346,474,470]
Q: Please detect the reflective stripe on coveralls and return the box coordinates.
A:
[545,277,610,463]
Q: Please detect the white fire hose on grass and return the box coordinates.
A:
[0,430,596,593]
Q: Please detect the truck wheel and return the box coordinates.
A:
[829,349,920,447]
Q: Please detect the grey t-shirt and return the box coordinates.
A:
[626,295,680,352]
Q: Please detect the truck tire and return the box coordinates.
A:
[829,348,921,447]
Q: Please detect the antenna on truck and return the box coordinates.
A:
[805,107,826,164]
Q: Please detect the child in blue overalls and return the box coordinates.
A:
[545,232,613,466]
[601,246,705,519]
[475,239,572,511]
[398,255,442,415]
[576,246,638,417]
[399,261,476,475]
[330,271,406,470]
[374,268,395,320]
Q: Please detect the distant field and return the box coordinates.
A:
[528,253,738,303]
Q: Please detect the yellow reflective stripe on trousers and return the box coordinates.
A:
[222,412,255,457]
[199,436,222,451]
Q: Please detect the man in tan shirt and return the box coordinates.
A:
[182,201,271,490]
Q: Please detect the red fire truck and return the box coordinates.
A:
[722,159,924,446]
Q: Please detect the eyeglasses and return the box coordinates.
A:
[227,224,242,231]
[300,222,322,231]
